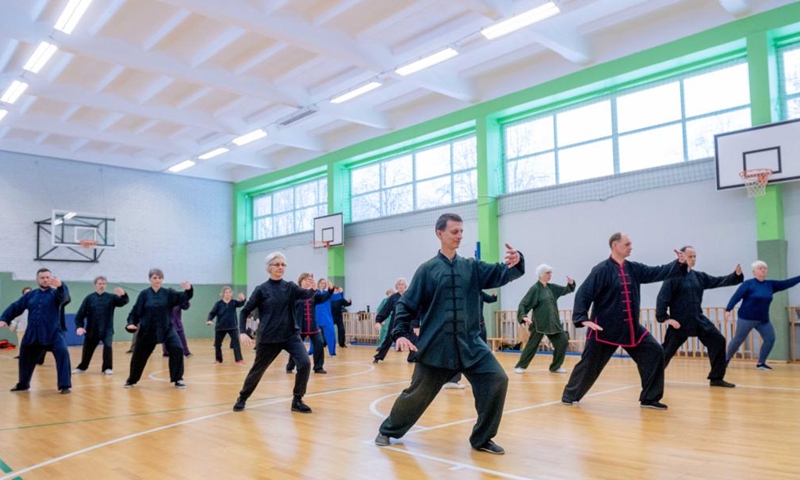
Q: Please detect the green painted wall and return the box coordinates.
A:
[0,272,230,344]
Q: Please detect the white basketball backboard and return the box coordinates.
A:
[313,213,343,248]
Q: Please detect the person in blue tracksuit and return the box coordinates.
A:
[313,278,337,356]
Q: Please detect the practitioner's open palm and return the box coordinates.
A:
[395,337,418,352]
[582,321,603,331]
[504,243,520,267]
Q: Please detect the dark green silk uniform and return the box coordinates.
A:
[514,280,576,371]
[379,251,525,448]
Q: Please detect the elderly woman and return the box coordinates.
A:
[725,261,800,370]
[514,264,576,374]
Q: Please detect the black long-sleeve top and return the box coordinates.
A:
[127,287,193,343]
[376,292,401,325]
[573,257,685,347]
[331,292,352,323]
[295,288,334,334]
[208,299,244,331]
[75,291,129,337]
[239,278,315,344]
[1,284,70,345]
[656,269,743,333]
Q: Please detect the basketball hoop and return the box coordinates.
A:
[311,240,332,249]
[79,239,99,249]
[739,168,772,198]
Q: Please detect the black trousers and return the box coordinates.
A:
[215,329,242,363]
[662,318,727,381]
[17,336,72,390]
[126,331,184,384]
[379,354,508,448]
[287,332,324,372]
[334,317,346,347]
[76,332,113,371]
[239,336,310,400]
[562,333,665,403]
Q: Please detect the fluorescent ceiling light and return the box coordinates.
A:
[198,147,229,160]
[168,160,196,173]
[1,80,29,104]
[395,48,458,76]
[64,212,77,220]
[0,109,7,122]
[232,129,268,146]
[23,42,58,73]
[481,2,560,40]
[55,0,94,34]
[330,81,382,104]
[53,219,64,226]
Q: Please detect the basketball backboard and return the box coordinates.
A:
[313,213,343,248]
[50,210,116,248]
[715,119,800,190]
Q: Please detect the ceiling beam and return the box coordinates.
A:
[312,0,363,26]
[718,0,751,16]
[459,0,514,20]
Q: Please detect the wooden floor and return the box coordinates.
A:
[0,341,798,480]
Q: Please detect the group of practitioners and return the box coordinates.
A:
[1,213,798,456]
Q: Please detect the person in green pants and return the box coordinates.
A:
[514,264,576,374]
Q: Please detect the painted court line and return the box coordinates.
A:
[666,380,800,392]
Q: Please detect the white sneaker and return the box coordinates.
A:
[514,367,524,374]
[443,382,465,389]
[552,368,567,374]
[103,369,113,375]
[72,368,86,374]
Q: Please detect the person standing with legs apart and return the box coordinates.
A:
[287,273,333,374]
[207,287,246,364]
[514,265,576,375]
[0,269,72,394]
[725,261,800,370]
[373,278,407,364]
[314,278,337,356]
[331,287,352,348]
[375,213,525,455]
[562,233,687,410]
[163,301,191,357]
[233,252,316,413]
[73,276,129,375]
[124,269,193,389]
[657,246,742,387]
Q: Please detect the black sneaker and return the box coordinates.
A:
[10,385,29,392]
[233,397,246,412]
[291,398,312,414]
[372,358,380,364]
[710,379,736,388]
[375,433,390,447]
[561,397,578,405]
[123,382,135,388]
[175,380,186,389]
[286,369,294,374]
[474,440,505,455]
[640,400,668,410]
[756,363,773,370]
[314,369,327,374]
[59,387,71,394]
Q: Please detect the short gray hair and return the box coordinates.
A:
[148,268,164,279]
[265,252,286,267]
[395,277,407,288]
[536,264,553,278]
[751,260,768,271]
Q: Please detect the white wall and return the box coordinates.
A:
[246,232,328,291]
[0,151,233,284]
[499,180,759,311]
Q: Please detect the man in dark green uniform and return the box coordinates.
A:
[375,213,525,455]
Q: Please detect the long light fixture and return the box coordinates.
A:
[54,0,94,34]
[0,109,7,122]
[330,81,382,104]
[233,129,268,146]
[198,147,229,160]
[168,159,196,173]
[481,2,561,40]
[64,211,77,220]
[1,80,29,104]
[395,48,458,76]
[23,41,59,73]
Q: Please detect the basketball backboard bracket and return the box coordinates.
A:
[34,211,116,263]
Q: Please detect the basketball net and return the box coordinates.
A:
[739,168,772,198]
[79,239,99,249]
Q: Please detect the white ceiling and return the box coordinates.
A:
[0,0,792,182]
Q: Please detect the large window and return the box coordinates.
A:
[250,177,327,241]
[505,61,751,193]
[779,42,800,120]
[350,136,477,222]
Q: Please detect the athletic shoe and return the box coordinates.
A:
[372,358,380,364]
[103,369,113,375]
[514,367,524,374]
[291,398,312,414]
[375,433,390,447]
[710,379,736,388]
[286,369,294,374]
[756,363,773,370]
[314,369,328,374]
[175,380,187,389]
[123,382,135,388]
[233,397,246,412]
[10,385,29,392]
[640,401,668,410]
[561,397,578,405]
[59,387,71,394]
[443,382,465,389]
[552,367,568,374]
[72,368,86,374]
[474,440,505,455]
[341,345,348,348]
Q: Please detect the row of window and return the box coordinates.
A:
[249,43,800,241]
